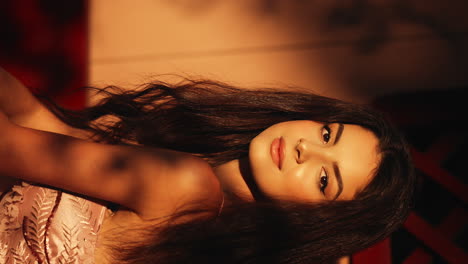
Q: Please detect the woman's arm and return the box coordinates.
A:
[0,67,89,139]
[0,69,221,218]
[0,115,221,219]
[0,67,92,194]
[0,67,42,121]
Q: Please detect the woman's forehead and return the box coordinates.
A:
[334,124,380,200]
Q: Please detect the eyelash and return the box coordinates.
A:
[320,167,329,194]
[320,125,331,194]
[322,125,331,144]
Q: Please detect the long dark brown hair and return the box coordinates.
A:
[38,79,415,263]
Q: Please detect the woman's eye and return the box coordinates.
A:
[322,125,331,144]
[320,168,329,194]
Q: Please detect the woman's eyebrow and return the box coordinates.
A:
[333,123,344,146]
[332,162,344,200]
[331,124,344,200]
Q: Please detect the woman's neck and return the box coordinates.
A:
[214,157,254,201]
[213,157,266,202]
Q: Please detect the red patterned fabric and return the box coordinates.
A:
[353,239,391,264]
[0,0,88,110]
[369,90,468,264]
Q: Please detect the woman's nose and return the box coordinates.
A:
[295,138,329,164]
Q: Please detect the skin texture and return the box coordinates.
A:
[215,121,381,202]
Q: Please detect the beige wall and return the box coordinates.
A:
[90,0,468,104]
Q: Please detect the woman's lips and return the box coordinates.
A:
[271,137,285,169]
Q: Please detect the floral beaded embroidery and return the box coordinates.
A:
[0,182,107,264]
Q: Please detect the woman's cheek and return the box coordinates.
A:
[283,167,314,199]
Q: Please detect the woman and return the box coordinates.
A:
[0,68,415,263]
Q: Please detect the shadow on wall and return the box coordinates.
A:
[167,0,468,97]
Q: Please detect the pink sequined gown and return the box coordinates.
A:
[0,182,109,264]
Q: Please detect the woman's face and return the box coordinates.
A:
[249,120,381,201]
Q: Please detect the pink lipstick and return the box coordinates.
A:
[271,137,285,169]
